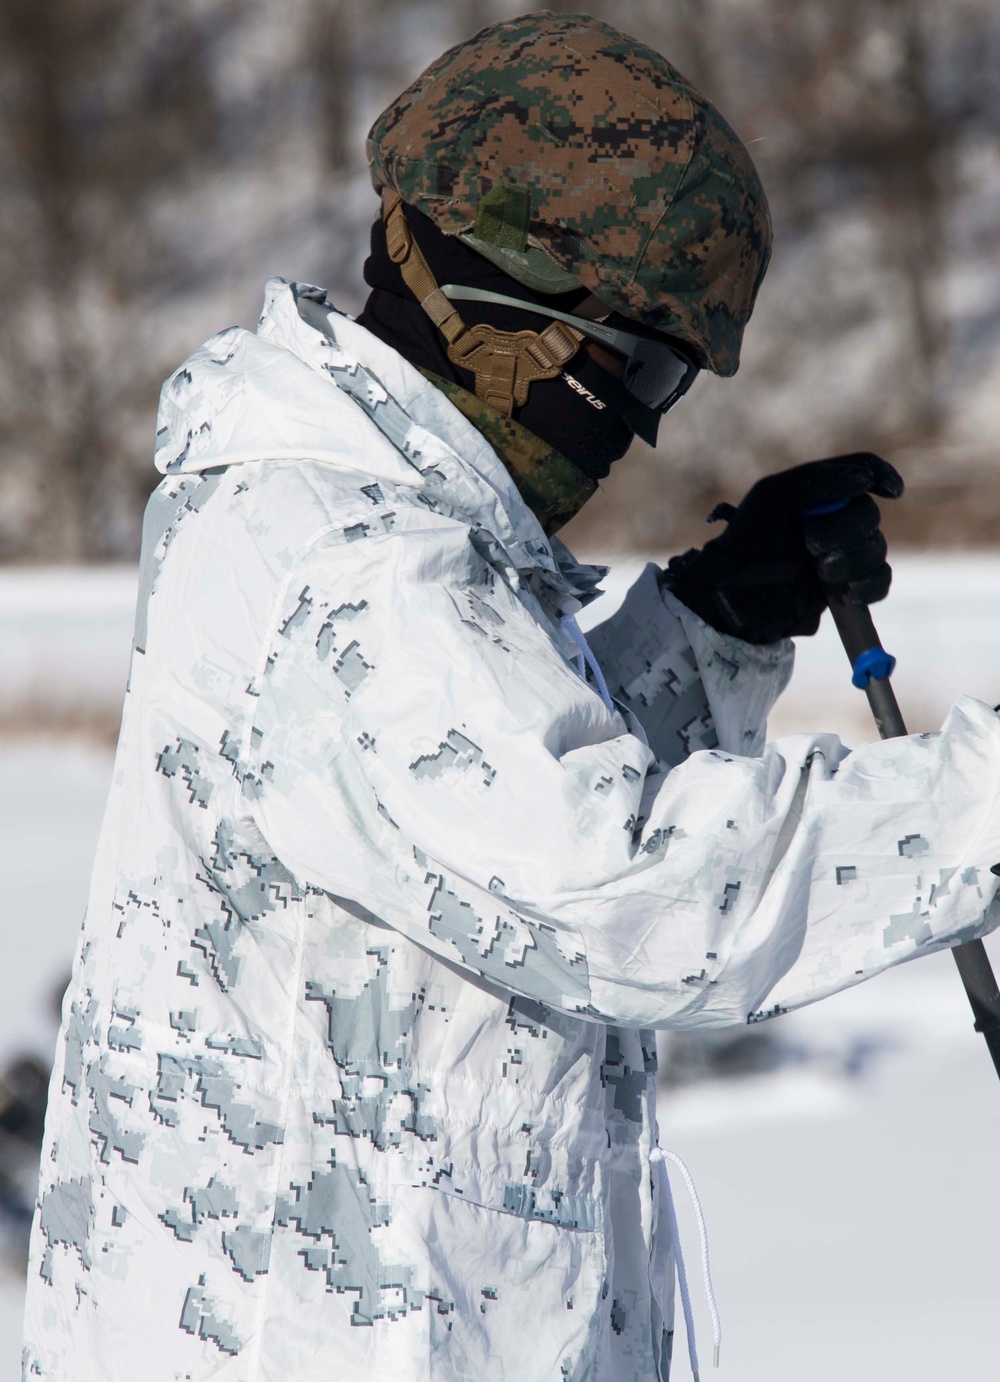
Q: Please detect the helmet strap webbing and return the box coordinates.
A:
[381,191,582,417]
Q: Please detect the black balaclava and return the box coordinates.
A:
[357,206,636,481]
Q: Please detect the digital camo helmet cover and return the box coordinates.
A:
[366,10,772,377]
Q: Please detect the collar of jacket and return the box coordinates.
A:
[154,277,607,612]
[415,368,597,536]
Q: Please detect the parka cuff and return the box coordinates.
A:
[585,561,792,766]
[659,576,793,757]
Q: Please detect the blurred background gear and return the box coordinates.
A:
[0,1056,51,1270]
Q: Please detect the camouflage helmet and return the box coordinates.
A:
[366,10,772,377]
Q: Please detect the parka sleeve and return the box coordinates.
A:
[246,521,1000,1030]
[582,561,794,767]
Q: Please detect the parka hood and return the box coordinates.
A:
[153,278,604,605]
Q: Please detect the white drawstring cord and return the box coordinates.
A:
[560,613,615,714]
[662,1150,722,1368]
[654,1147,699,1379]
[650,1146,721,1381]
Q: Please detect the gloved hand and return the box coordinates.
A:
[662,454,904,644]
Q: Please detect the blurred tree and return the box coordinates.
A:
[759,0,951,430]
[0,0,238,559]
[873,0,950,432]
[563,0,1000,554]
[0,0,997,562]
[305,0,357,176]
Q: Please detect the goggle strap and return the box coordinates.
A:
[571,291,612,323]
[381,191,583,416]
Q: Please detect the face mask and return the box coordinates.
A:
[516,358,636,481]
[357,205,640,480]
[440,284,700,441]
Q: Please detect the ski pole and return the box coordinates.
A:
[825,590,1000,1081]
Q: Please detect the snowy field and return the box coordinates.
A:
[2,557,1000,1379]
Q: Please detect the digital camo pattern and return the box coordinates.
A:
[23,278,1000,1380]
[417,366,596,533]
[367,11,772,375]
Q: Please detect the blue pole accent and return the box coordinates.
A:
[851,646,896,689]
[802,499,849,518]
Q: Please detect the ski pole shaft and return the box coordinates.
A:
[826,598,906,739]
[827,593,1000,1081]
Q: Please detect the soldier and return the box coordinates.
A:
[22,12,1000,1382]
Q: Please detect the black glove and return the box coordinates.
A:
[663,454,904,644]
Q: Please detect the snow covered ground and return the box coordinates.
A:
[2,557,1000,1378]
[0,566,137,734]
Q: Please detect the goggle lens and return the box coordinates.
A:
[623,339,698,412]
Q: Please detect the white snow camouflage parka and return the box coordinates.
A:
[22,279,1000,1382]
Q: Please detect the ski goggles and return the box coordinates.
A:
[439,283,701,417]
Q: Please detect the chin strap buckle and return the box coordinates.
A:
[379,189,582,417]
[445,320,582,415]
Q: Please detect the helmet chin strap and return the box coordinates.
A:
[381,190,584,417]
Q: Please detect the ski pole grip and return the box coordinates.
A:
[802,499,897,686]
[802,499,903,735]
